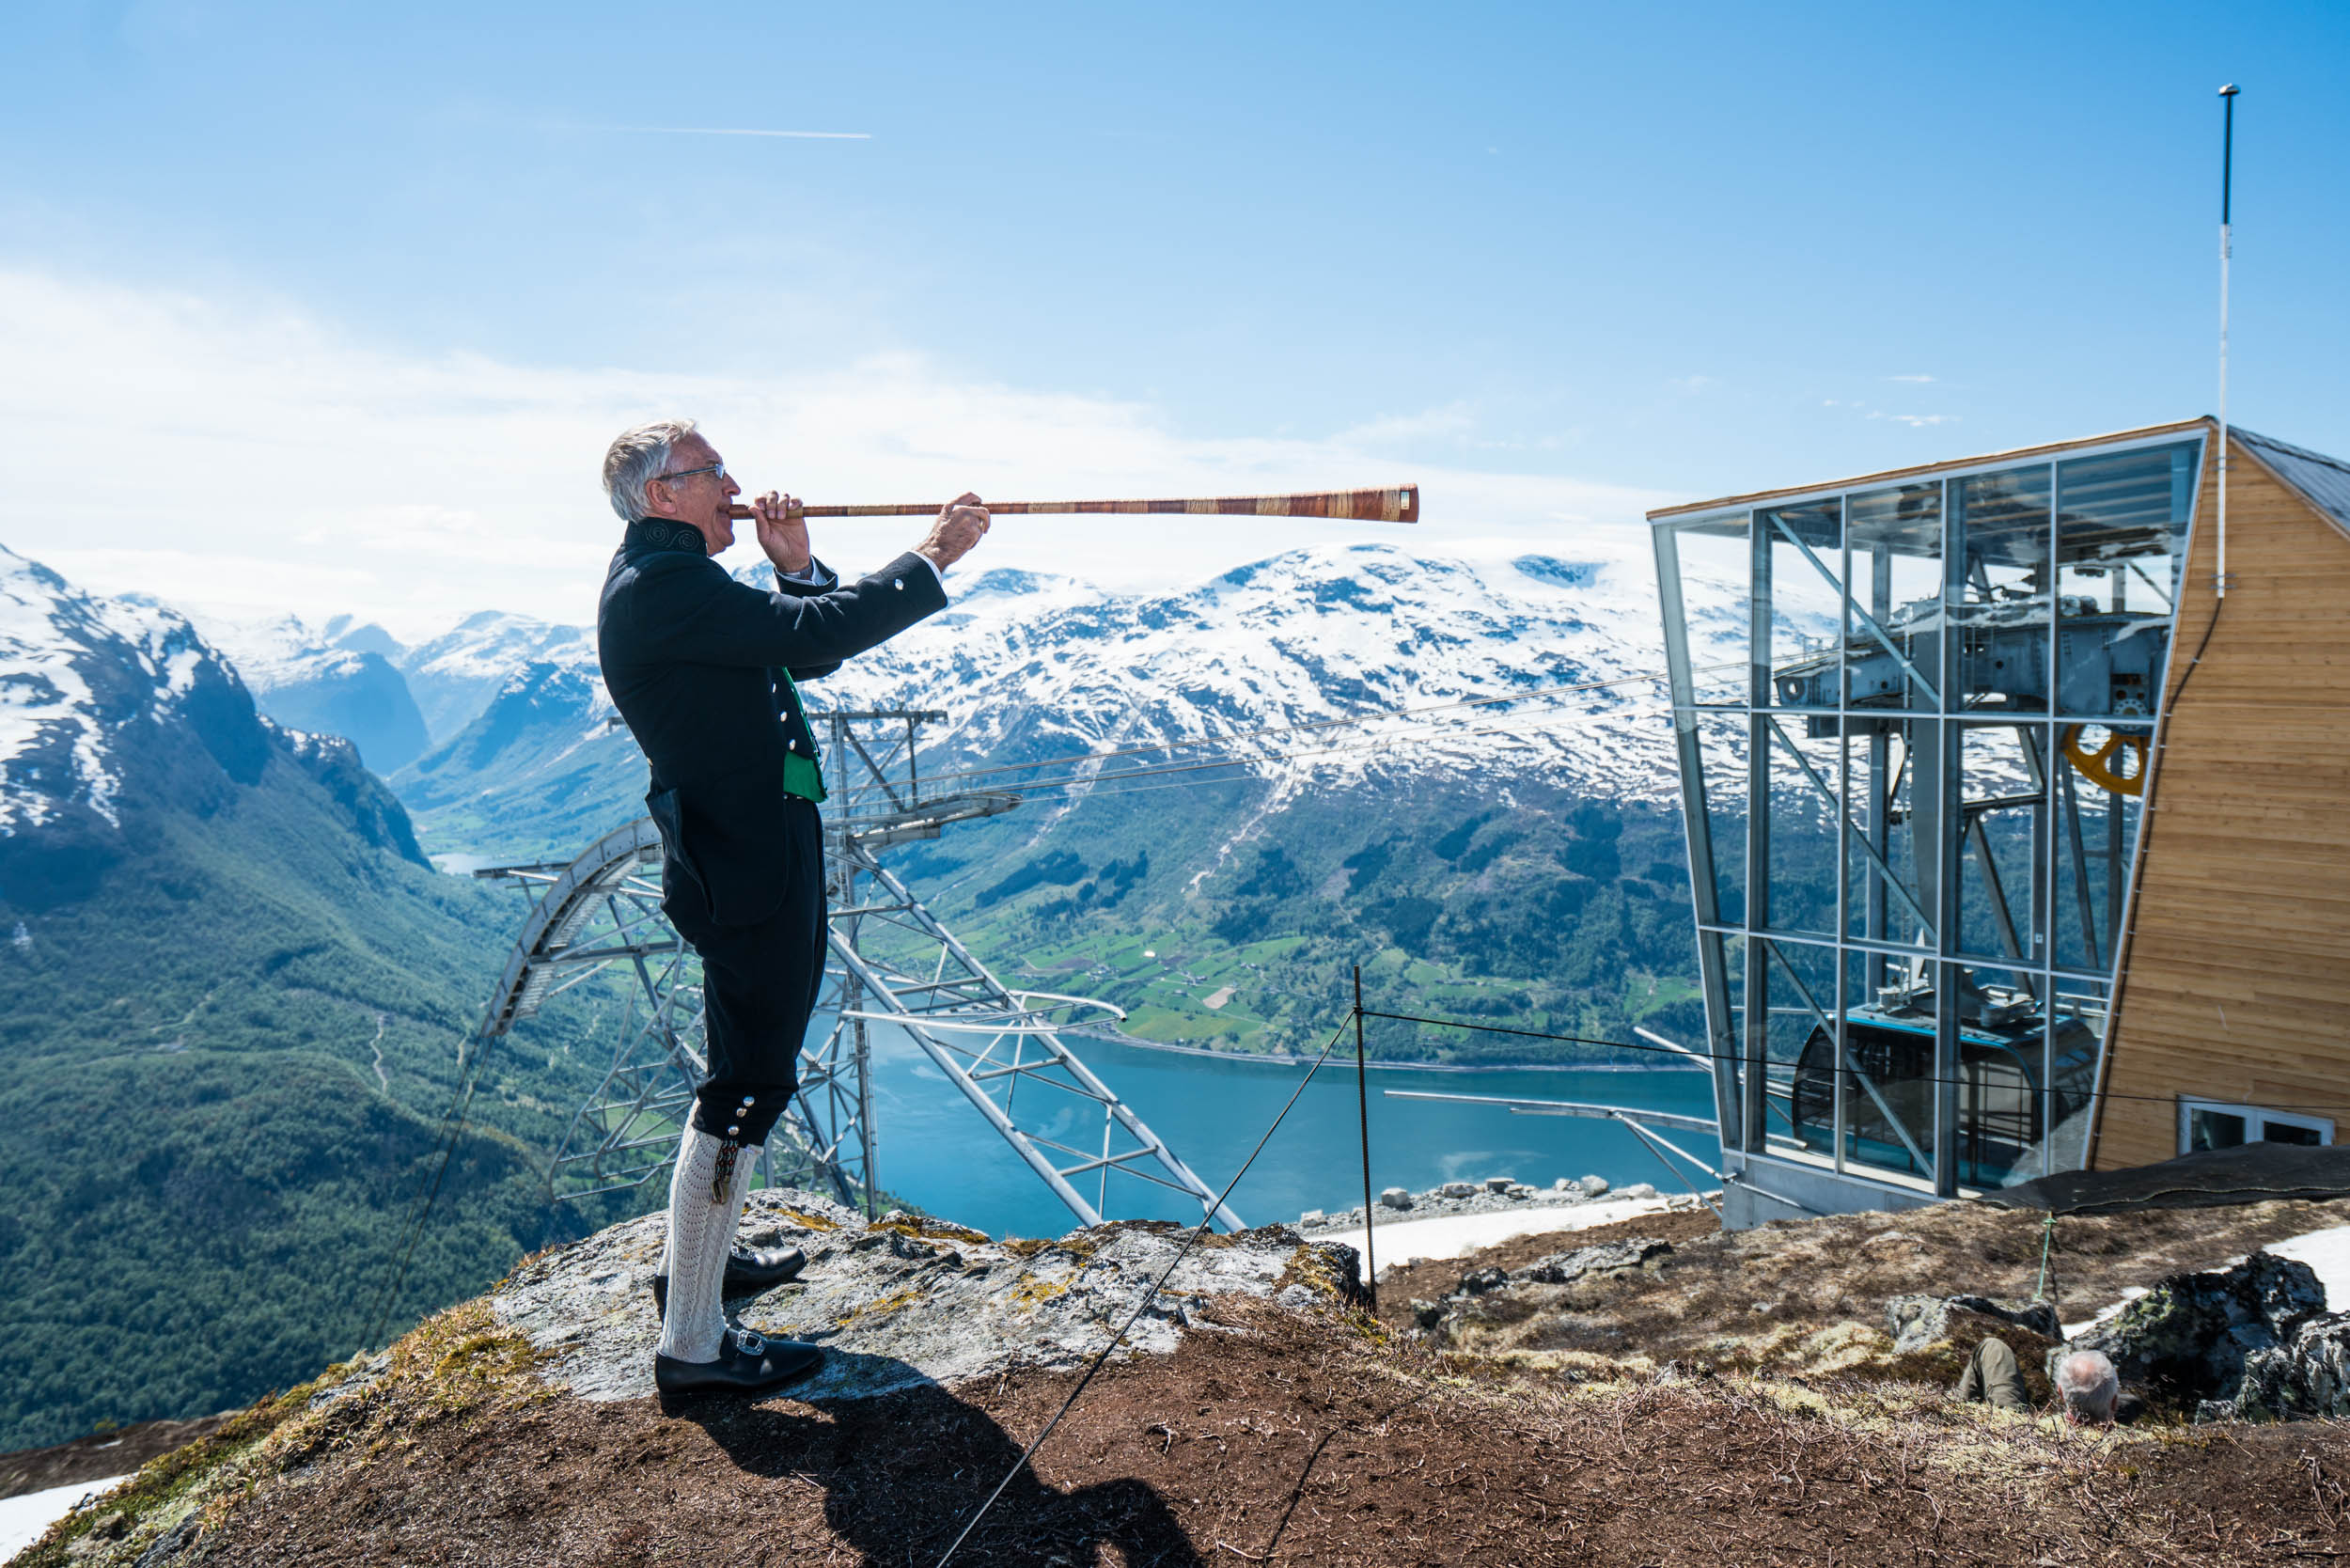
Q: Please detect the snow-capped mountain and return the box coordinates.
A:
[382,541,1713,862]
[192,612,431,773]
[396,611,593,746]
[0,549,231,836]
[828,543,1683,802]
[195,604,597,773]
[0,546,430,909]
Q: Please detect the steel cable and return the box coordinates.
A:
[361,1031,495,1351]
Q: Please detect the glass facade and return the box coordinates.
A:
[1653,435,2201,1194]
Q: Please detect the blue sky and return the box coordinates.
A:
[8,1,2345,632]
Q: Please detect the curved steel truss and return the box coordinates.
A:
[472,708,1241,1231]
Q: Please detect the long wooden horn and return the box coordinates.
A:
[728,485,1419,525]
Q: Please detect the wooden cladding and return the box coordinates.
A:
[2093,431,2350,1168]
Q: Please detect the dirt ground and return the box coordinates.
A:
[25,1197,2350,1567]
[1373,1197,2350,1382]
[27,1294,2350,1568]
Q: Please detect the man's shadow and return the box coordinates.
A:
[670,1351,1206,1568]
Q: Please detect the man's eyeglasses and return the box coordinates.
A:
[654,461,727,484]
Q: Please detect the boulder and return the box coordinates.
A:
[1505,1184,1536,1200]
[1457,1265,1512,1296]
[1483,1176,1516,1194]
[1618,1183,1659,1200]
[1886,1294,2061,1356]
[1512,1237,1673,1286]
[2219,1312,2350,1421]
[1298,1209,1324,1224]
[1437,1182,1480,1200]
[1377,1186,1415,1211]
[2061,1250,2326,1419]
[1577,1175,1609,1197]
[1551,1178,1574,1192]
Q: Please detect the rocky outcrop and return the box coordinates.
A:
[494,1188,1364,1403]
[1408,1238,1678,1341]
[1514,1237,1675,1287]
[2061,1251,2326,1419]
[1885,1294,2060,1356]
[2225,1314,2350,1421]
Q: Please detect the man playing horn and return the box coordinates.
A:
[597,418,988,1395]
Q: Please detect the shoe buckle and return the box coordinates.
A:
[735,1328,767,1356]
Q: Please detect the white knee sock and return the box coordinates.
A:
[656,1123,756,1362]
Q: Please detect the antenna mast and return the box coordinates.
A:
[2217,83,2239,599]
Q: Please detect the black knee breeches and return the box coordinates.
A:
[664,796,826,1147]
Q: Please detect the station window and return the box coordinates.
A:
[2179,1098,2334,1152]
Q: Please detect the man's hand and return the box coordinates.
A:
[751,492,813,577]
[916,492,990,572]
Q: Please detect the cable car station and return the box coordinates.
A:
[1651,417,2350,1225]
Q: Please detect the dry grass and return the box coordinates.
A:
[1382,1196,2350,1389]
[10,1297,548,1568]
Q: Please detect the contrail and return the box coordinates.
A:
[624,126,871,139]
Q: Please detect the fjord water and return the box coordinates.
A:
[850,1022,1722,1241]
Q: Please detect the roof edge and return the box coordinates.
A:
[2230,426,2350,543]
[1645,417,2213,522]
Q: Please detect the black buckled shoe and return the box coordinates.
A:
[651,1246,807,1319]
[653,1327,823,1397]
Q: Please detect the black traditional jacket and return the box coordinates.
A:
[597,517,947,924]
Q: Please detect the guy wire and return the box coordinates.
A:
[932,1009,1360,1568]
[362,1028,496,1350]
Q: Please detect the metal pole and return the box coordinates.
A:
[2217,83,2238,599]
[1355,965,1377,1314]
[854,1013,876,1219]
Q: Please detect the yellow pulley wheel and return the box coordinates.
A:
[2061,724,2149,796]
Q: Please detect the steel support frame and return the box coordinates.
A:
[815,850,1245,1231]
[479,709,1241,1231]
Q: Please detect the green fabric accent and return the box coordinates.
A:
[777,669,827,802]
[783,750,827,804]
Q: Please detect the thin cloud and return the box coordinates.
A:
[1885,373,1936,384]
[2,269,1671,635]
[1336,402,1479,447]
[623,126,871,139]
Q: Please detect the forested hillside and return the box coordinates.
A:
[876,774,1704,1060]
[0,551,627,1451]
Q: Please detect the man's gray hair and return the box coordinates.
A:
[2055,1348,2119,1419]
[603,418,699,522]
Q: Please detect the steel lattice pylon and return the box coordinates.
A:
[473,709,1242,1231]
